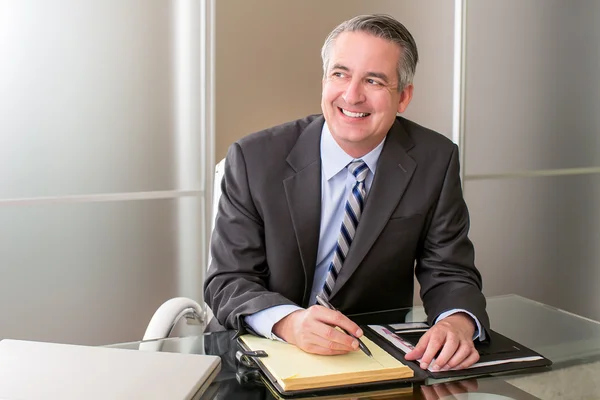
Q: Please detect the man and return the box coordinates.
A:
[205,14,489,371]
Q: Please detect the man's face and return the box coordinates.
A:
[321,31,413,157]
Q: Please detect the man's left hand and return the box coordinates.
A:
[404,313,479,371]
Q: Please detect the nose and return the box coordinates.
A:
[342,79,366,105]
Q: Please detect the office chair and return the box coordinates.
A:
[205,157,225,324]
[142,158,225,342]
[143,297,205,341]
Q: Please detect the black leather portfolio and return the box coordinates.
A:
[234,322,552,397]
[364,323,552,381]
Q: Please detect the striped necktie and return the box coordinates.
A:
[321,159,369,299]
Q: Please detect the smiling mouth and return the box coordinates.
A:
[339,107,370,118]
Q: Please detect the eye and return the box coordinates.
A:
[367,78,381,86]
[332,71,345,78]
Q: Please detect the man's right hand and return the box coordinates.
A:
[272,305,363,355]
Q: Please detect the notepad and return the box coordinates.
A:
[239,334,413,392]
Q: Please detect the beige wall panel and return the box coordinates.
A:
[215,0,455,160]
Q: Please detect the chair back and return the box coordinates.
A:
[205,158,226,324]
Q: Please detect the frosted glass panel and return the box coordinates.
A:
[0,197,203,346]
[465,175,600,322]
[465,0,600,175]
[0,0,196,197]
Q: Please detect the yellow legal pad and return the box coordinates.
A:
[239,334,413,392]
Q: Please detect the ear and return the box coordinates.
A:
[396,84,414,114]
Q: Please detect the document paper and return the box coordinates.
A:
[240,334,413,391]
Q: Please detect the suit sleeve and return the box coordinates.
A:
[204,143,298,331]
[415,144,490,334]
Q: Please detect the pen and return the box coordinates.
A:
[315,294,373,358]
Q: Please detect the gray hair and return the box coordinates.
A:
[321,14,419,91]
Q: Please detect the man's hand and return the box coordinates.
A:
[404,313,479,371]
[272,305,363,355]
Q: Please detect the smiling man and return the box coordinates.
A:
[205,14,489,371]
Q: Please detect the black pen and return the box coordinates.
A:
[315,294,373,358]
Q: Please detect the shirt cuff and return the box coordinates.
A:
[435,309,485,341]
[244,305,303,341]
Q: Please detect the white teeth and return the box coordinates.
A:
[341,109,369,118]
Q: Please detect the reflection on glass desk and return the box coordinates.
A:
[109,295,600,399]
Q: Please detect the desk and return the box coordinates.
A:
[110,295,600,399]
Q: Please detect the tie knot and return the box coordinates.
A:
[348,159,368,183]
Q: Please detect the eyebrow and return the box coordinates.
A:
[366,71,390,82]
[330,63,350,73]
[330,63,391,83]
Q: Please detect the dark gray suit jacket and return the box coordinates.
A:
[204,115,489,334]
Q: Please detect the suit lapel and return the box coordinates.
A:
[283,116,324,306]
[330,119,417,299]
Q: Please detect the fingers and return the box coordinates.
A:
[291,306,362,355]
[404,329,443,369]
[309,322,358,352]
[423,342,479,371]
[300,332,355,355]
[453,348,480,370]
[293,326,355,355]
[430,334,461,370]
[442,341,478,369]
[406,319,480,371]
[431,332,479,370]
[404,333,428,361]
[316,306,363,338]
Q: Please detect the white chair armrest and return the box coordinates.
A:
[143,297,205,341]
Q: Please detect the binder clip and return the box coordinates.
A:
[235,349,268,368]
[235,349,268,387]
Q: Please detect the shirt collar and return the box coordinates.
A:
[320,122,386,181]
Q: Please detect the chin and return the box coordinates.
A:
[340,135,372,146]
[342,128,372,139]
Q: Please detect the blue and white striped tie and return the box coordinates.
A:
[321,159,369,299]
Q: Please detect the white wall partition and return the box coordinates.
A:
[461,0,600,321]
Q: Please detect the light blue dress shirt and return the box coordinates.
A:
[245,122,484,341]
